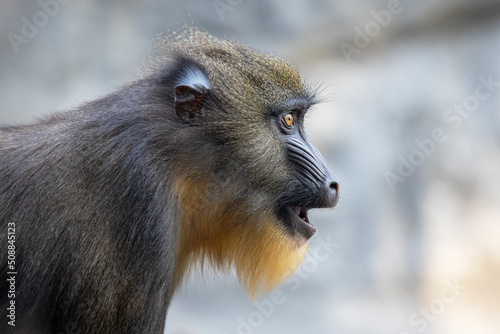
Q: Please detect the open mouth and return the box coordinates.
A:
[291,206,311,225]
[283,206,317,241]
[278,183,339,243]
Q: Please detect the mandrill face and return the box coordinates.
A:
[165,29,340,297]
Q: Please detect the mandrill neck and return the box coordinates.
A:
[171,174,308,298]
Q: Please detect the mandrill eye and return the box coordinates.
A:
[283,113,294,127]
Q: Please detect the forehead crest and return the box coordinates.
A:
[159,28,305,93]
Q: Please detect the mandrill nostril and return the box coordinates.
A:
[329,181,339,192]
[324,179,340,208]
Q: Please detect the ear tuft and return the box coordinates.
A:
[174,65,210,124]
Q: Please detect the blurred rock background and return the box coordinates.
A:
[1,1,499,333]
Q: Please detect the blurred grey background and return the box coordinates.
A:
[1,1,500,333]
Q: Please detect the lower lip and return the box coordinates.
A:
[305,221,317,234]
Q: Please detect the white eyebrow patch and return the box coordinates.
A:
[179,65,211,89]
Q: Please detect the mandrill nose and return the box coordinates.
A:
[324,178,340,208]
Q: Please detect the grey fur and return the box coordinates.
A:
[1,75,182,333]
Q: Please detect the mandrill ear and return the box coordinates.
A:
[174,65,211,124]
